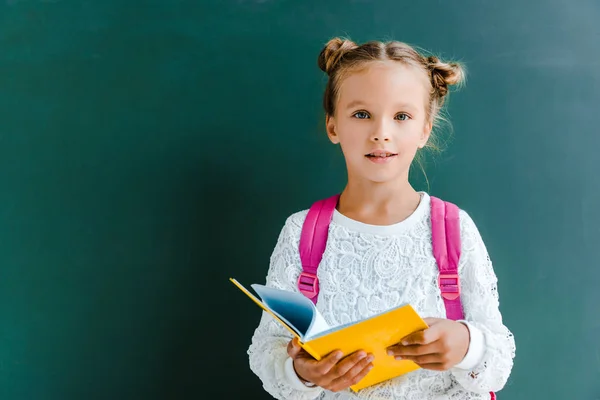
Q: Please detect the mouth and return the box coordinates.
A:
[365,151,398,159]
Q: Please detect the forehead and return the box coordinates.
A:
[336,61,430,109]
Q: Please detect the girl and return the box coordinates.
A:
[247,37,515,399]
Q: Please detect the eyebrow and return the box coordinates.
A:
[344,100,418,112]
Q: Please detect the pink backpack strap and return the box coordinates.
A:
[431,197,496,399]
[297,194,339,304]
[430,196,464,320]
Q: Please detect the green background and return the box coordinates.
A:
[1,1,598,399]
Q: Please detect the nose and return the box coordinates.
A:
[370,119,391,142]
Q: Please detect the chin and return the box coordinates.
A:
[363,173,403,184]
[347,162,409,184]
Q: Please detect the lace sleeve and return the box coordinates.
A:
[247,213,324,400]
[450,210,516,393]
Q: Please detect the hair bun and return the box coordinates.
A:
[427,56,465,98]
[318,38,358,75]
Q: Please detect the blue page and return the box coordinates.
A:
[252,284,315,338]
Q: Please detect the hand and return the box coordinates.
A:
[287,337,374,392]
[386,317,470,371]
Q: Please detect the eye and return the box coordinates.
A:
[395,113,410,121]
[352,111,370,119]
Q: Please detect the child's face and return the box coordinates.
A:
[326,61,431,185]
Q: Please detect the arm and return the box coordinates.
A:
[450,210,516,393]
[247,213,324,400]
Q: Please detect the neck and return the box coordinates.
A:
[337,178,421,226]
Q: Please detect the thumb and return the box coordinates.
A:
[287,337,302,358]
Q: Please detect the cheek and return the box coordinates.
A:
[396,129,423,154]
[396,127,419,142]
[337,121,366,146]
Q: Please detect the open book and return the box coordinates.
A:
[230,278,429,392]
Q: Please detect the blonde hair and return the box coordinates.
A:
[317,37,465,162]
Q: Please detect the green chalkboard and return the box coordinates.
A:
[1,1,599,399]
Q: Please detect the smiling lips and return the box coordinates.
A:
[365,149,398,163]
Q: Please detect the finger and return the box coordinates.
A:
[330,351,369,377]
[313,349,344,376]
[387,341,441,358]
[286,339,294,357]
[398,331,424,346]
[287,337,302,358]
[399,353,443,365]
[328,355,374,392]
[350,360,375,384]
[399,325,439,346]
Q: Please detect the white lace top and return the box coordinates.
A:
[247,192,515,399]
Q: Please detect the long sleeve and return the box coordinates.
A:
[450,210,516,393]
[247,213,324,400]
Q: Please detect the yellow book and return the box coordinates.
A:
[230,278,429,392]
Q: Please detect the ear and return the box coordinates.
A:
[418,121,432,149]
[326,115,339,144]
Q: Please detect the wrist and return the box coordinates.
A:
[292,358,316,387]
[460,320,471,355]
[284,357,319,391]
[454,320,486,370]
[292,358,309,382]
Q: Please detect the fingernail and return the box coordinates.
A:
[401,341,408,345]
[367,365,374,371]
[366,355,374,363]
[335,352,343,360]
[395,356,403,360]
[387,350,393,356]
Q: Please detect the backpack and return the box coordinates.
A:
[296,194,496,400]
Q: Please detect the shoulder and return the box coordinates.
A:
[431,195,485,243]
[431,196,479,233]
[284,209,310,231]
[458,208,479,233]
[277,194,338,236]
[431,198,494,269]
[448,202,488,252]
[286,209,310,228]
[273,194,341,244]
[274,209,309,242]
